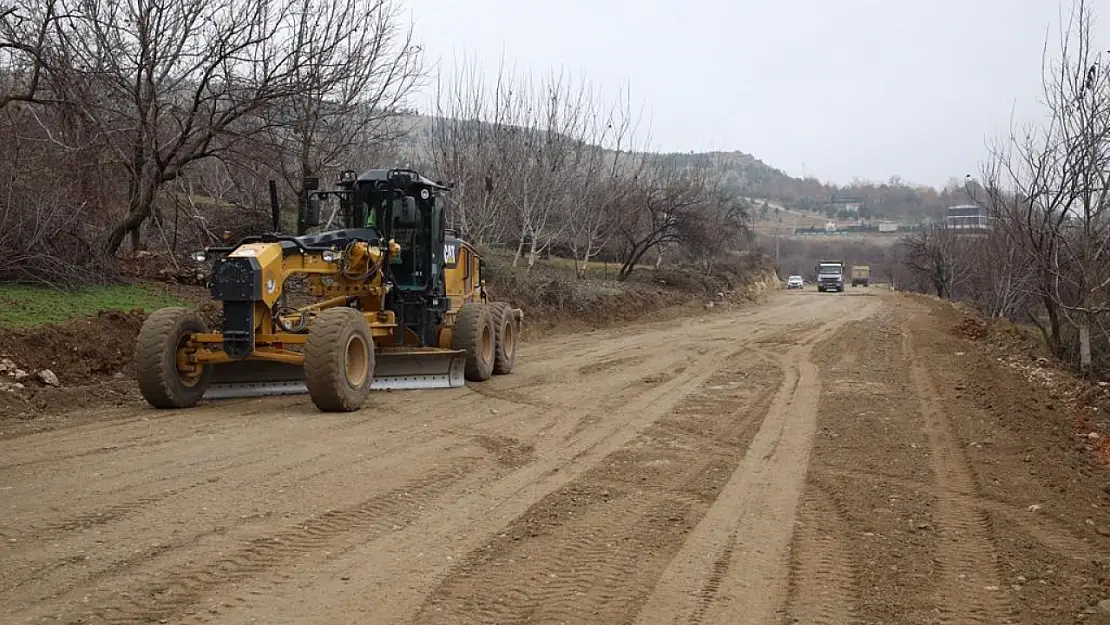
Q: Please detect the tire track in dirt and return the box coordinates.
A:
[2,433,478,608]
[0,395,284,443]
[4,325,733,623]
[0,508,276,601]
[633,355,817,625]
[190,338,796,625]
[822,466,1103,563]
[4,425,426,551]
[406,351,784,625]
[3,389,543,548]
[3,293,877,625]
[31,313,763,625]
[904,328,1017,624]
[11,448,330,543]
[783,486,859,625]
[16,460,476,625]
[784,306,945,624]
[0,401,306,465]
[627,301,879,625]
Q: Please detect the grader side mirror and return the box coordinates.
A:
[304,176,320,191]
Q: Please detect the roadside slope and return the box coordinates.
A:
[785,293,1110,624]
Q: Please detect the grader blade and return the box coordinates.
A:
[373,347,468,390]
[201,348,467,401]
[203,360,309,400]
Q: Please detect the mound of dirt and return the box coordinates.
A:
[0,309,147,386]
[952,316,989,340]
[927,295,1110,468]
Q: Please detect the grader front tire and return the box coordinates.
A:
[488,301,517,375]
[134,307,212,409]
[304,307,375,412]
[452,303,495,381]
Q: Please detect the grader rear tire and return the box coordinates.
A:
[134,307,212,409]
[304,307,374,412]
[488,301,517,375]
[452,303,495,381]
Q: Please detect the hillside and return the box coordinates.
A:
[392,113,971,226]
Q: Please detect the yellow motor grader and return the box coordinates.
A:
[133,168,522,412]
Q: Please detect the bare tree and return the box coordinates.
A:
[495,69,596,268]
[978,0,1110,372]
[425,53,518,247]
[427,57,659,273]
[612,162,714,281]
[677,191,753,276]
[0,0,420,255]
[51,0,310,253]
[899,224,974,299]
[970,217,1035,319]
[245,0,425,234]
[0,0,63,108]
[876,245,901,289]
[565,84,649,278]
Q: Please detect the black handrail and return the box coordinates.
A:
[204,232,371,256]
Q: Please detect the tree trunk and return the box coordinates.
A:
[1079,308,1093,375]
[296,143,312,235]
[106,189,157,254]
[526,238,538,269]
[578,244,592,279]
[1043,294,1064,356]
[512,233,525,267]
[107,157,162,255]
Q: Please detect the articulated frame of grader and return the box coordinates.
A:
[133,168,523,412]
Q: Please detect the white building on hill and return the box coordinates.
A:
[945,204,992,231]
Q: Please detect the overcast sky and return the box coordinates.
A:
[403,0,1096,189]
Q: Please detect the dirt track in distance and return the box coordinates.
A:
[2,287,1109,625]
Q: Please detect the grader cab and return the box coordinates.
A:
[133,168,522,412]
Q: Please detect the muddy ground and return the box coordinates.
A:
[2,287,1109,624]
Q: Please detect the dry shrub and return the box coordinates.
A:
[0,108,120,286]
[480,250,775,332]
[952,317,990,340]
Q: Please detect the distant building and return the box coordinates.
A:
[827,195,863,215]
[945,204,991,231]
[878,221,899,232]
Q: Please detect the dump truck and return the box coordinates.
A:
[133,168,522,412]
[815,261,845,292]
[851,264,870,287]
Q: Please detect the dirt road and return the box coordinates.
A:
[3,288,1110,625]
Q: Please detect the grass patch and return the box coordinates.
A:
[0,283,187,329]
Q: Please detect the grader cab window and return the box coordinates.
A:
[387,195,436,291]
